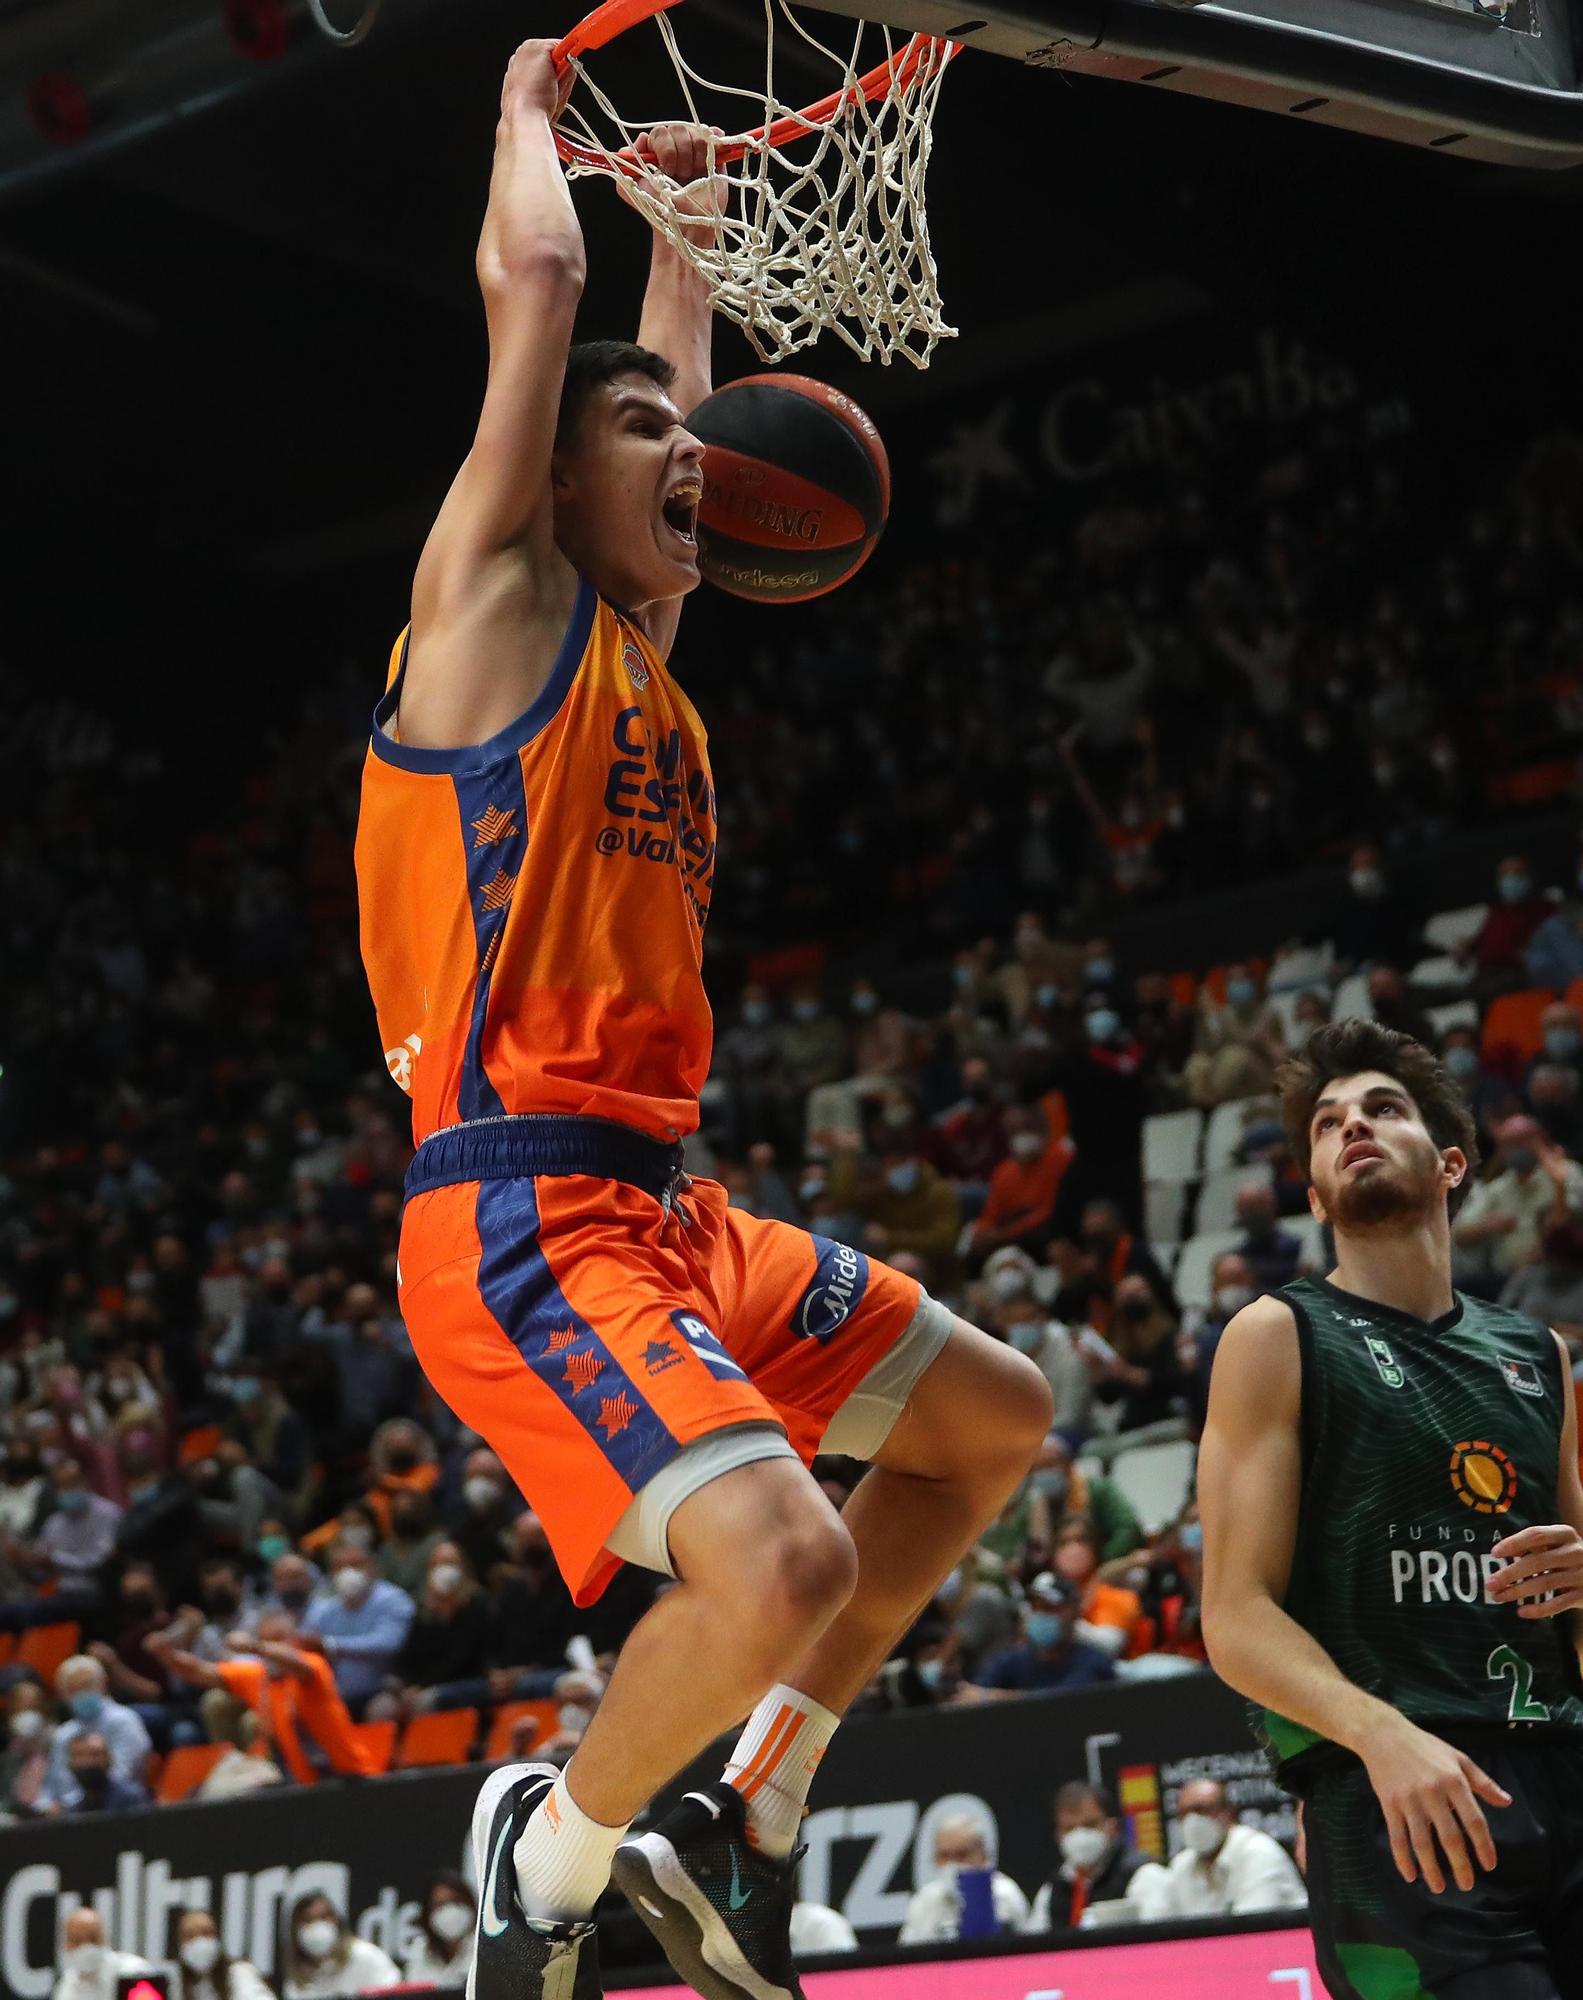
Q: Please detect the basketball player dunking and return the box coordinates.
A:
[1200,1020,1583,1999]
[353,40,1051,2000]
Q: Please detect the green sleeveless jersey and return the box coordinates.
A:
[1259,1275,1583,1783]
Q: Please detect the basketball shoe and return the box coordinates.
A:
[469,1762,603,2000]
[611,1780,804,2000]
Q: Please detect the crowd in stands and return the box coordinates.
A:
[7,401,1583,1991]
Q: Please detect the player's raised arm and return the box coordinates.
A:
[1200,1294,1510,1896]
[402,39,584,747]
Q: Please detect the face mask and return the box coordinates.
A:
[1179,1811,1227,1857]
[797,1176,825,1205]
[75,1765,109,1795]
[1086,1009,1120,1044]
[464,1476,501,1513]
[953,964,976,991]
[334,1568,370,1605]
[1507,1147,1538,1175]
[1225,977,1257,1008]
[59,1490,90,1516]
[935,1567,964,1606]
[337,1523,375,1550]
[886,1162,920,1196]
[1004,1321,1042,1357]
[258,1534,290,1563]
[742,999,772,1027]
[1030,1468,1069,1504]
[429,1563,465,1596]
[1349,868,1382,898]
[988,1266,1029,1302]
[1499,875,1531,903]
[1025,1611,1068,1649]
[1035,983,1060,1009]
[64,1946,106,1978]
[180,1937,221,1974]
[882,1101,913,1129]
[1430,746,1457,773]
[851,991,878,1017]
[69,1693,106,1723]
[792,999,820,1023]
[1061,1826,1110,1873]
[9,1708,44,1740]
[231,1378,261,1404]
[1214,1284,1254,1317]
[1546,1029,1580,1061]
[430,1903,473,1944]
[1445,1046,1478,1079]
[1087,958,1114,986]
[557,1701,594,1734]
[1009,1133,1043,1162]
[1179,1520,1203,1554]
[916,1657,945,1692]
[297,1919,340,1960]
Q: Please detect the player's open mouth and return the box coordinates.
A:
[661,481,702,549]
[1340,1142,1385,1170]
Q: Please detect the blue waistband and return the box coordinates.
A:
[404,1114,686,1202]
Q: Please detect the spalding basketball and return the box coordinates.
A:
[687,374,891,603]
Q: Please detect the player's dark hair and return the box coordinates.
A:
[1277,1018,1480,1218]
[1054,1778,1118,1819]
[555,340,677,451]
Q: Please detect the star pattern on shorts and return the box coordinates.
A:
[480,867,517,912]
[471,805,519,847]
[547,1325,578,1351]
[564,1351,603,1395]
[598,1392,638,1437]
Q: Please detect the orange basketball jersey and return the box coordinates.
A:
[355,580,717,1145]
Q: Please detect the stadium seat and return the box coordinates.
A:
[485,1700,559,1763]
[1173,1230,1242,1311]
[1427,998,1479,1037]
[1423,903,1489,954]
[1265,943,1333,994]
[1194,1159,1272,1236]
[1285,1212,1329,1271]
[1409,954,1472,991]
[1168,972,1198,1009]
[397,1707,479,1768]
[1481,988,1555,1065]
[1142,1109,1202,1186]
[1147,1240,1180,1280]
[1203,1097,1266,1176]
[17,1621,80,1684]
[1331,971,1373,1022]
[156,1743,227,1803]
[350,1718,397,1773]
[0,1635,14,1667]
[1144,1180,1187,1251]
[1267,987,1327,1045]
[1107,1439,1197,1536]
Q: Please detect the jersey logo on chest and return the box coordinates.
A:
[1498,1355,1545,1399]
[1365,1334,1406,1389]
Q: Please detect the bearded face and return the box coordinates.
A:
[1308,1070,1463,1235]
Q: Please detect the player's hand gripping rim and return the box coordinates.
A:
[1487,1521,1583,1619]
[1361,1715,1511,1896]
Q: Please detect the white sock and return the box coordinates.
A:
[723,1684,840,1858]
[514,1772,631,1923]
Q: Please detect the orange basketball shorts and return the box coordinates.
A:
[396,1115,925,1604]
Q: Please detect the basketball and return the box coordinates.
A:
[686,374,891,603]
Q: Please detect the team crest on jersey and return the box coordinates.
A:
[623,640,650,689]
[1449,1438,1517,1514]
[1366,1335,1405,1389]
[1498,1356,1545,1399]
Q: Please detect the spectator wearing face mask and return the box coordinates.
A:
[402,1872,477,1990]
[37,1655,151,1811]
[1525,896,1583,994]
[56,1729,149,1813]
[993,1295,1119,1447]
[1,1680,55,1816]
[52,1908,150,2000]
[1460,855,1554,989]
[1095,1277,1187,1440]
[380,1541,493,1718]
[1023,1434,1145,1564]
[1440,1028,1515,1146]
[1364,966,1437,1051]
[1180,1252,1258,1431]
[1453,1114,1583,1295]
[447,1448,524,1581]
[379,1489,445,1597]
[1530,1002,1583,1091]
[826,1126,962,1295]
[1338,844,1414,971]
[1500,1220,1583,1342]
[1061,1200,1176,1333]
[1528,1062,1583,1157]
[969,1572,1117,1695]
[1061,1001,1147,1221]
[789,1900,859,1958]
[794,1157,867,1249]
[300,1498,382,1564]
[362,1418,441,1537]
[965,1102,1076,1264]
[486,1512,577,1700]
[150,1612,379,1784]
[1131,973,1194,1087]
[1051,1516,1148,1659]
[280,1892,399,2000]
[897,1814,1031,1943]
[6,1459,121,1624]
[1026,1780,1173,1931]
[1182,965,1284,1112]
[714,984,785,1151]
[1231,1180,1306,1292]
[934,1059,1012,1200]
[299,1542,414,1715]
[224,1365,309,1503]
[171,1909,275,2000]
[775,987,851,1107]
[1160,1780,1306,1916]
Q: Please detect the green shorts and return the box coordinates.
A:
[1302,1728,1583,2000]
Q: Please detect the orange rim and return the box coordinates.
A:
[550,2,957,175]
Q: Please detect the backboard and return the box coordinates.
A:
[812,0,1583,166]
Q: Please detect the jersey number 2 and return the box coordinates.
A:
[1486,1643,1551,1722]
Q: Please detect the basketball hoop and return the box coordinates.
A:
[551,0,961,368]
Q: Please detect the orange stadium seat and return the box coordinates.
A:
[156,1743,227,1803]
[177,1425,223,1466]
[1566,977,1583,1019]
[0,1635,15,1667]
[1169,971,1198,1009]
[485,1700,559,1763]
[17,1621,80,1684]
[1480,988,1555,1065]
[397,1707,479,1768]
[351,1718,398,1773]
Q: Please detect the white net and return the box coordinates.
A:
[555,2,959,369]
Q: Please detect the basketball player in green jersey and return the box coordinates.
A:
[1199,1019,1583,2000]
